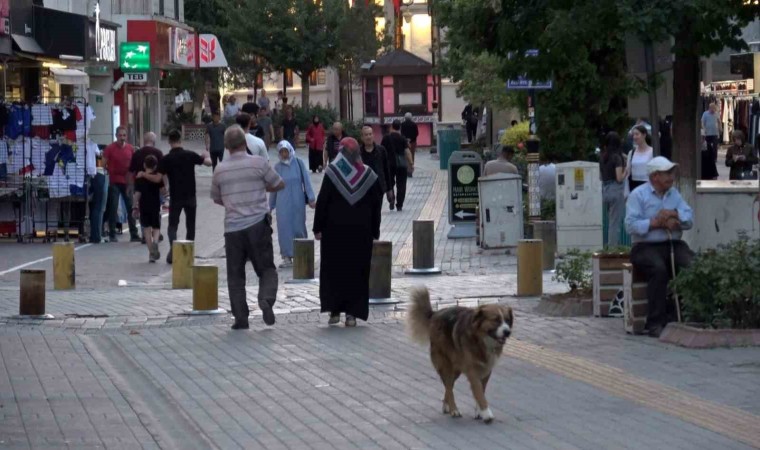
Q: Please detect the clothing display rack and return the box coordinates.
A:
[701,90,760,146]
[0,96,96,242]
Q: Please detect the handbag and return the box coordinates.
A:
[296,158,309,204]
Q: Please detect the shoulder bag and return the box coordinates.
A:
[296,158,309,204]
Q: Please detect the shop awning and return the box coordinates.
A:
[50,68,90,86]
[11,34,44,54]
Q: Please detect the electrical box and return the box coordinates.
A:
[555,161,603,254]
[693,180,760,251]
[478,173,523,249]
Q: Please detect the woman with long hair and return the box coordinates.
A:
[625,125,654,194]
[600,132,626,247]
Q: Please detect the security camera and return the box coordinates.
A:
[112,77,125,91]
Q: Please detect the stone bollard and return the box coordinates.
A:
[53,242,75,290]
[531,221,556,271]
[172,240,194,289]
[369,241,397,304]
[406,220,441,275]
[517,239,543,297]
[289,239,318,283]
[187,265,226,315]
[18,269,53,319]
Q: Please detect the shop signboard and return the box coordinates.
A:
[171,27,192,67]
[125,72,147,83]
[120,42,151,72]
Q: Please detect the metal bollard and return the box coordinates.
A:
[288,239,318,283]
[517,239,543,297]
[369,241,397,304]
[18,269,53,319]
[187,265,226,315]
[172,240,195,289]
[53,242,75,290]
[406,220,442,275]
[531,221,556,271]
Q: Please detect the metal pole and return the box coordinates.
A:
[527,89,541,220]
[157,72,161,141]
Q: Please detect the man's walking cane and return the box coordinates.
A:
[667,229,682,323]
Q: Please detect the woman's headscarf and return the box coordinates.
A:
[276,140,295,165]
[325,137,377,205]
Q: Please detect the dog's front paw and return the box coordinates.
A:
[450,408,462,418]
[475,407,494,424]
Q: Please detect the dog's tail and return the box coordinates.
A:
[407,286,434,344]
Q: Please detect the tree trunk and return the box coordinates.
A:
[301,71,311,111]
[671,31,700,242]
[192,71,206,124]
[339,67,349,121]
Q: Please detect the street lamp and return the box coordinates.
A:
[402,0,414,23]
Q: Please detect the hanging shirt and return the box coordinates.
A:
[31,104,54,126]
[6,104,31,139]
[31,139,48,176]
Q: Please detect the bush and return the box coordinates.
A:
[553,249,593,293]
[500,122,530,148]
[342,120,366,141]
[671,236,760,329]
[290,104,339,130]
[162,110,195,136]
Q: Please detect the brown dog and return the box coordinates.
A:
[407,287,513,424]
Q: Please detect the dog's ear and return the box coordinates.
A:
[473,307,485,327]
[502,306,514,327]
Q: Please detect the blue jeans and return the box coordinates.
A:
[89,173,108,243]
[603,182,625,247]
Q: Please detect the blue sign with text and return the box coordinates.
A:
[506,49,553,91]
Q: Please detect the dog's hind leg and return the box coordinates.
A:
[466,371,494,424]
[437,368,462,418]
[482,372,491,394]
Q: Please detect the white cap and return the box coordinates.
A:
[646,156,678,175]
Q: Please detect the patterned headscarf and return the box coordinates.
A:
[325,137,377,205]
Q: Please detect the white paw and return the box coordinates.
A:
[476,407,494,423]
[450,408,462,418]
[442,402,450,414]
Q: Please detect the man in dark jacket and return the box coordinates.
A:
[360,125,394,208]
[461,103,478,143]
[323,122,346,167]
[400,112,419,164]
[381,120,413,211]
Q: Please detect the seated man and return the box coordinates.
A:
[625,156,694,338]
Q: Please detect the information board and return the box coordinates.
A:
[448,151,482,224]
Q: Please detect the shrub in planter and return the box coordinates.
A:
[671,237,760,329]
[553,249,593,294]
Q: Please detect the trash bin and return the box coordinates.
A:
[438,128,462,170]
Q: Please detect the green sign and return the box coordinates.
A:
[119,42,151,72]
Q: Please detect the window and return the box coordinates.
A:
[174,0,180,20]
[309,69,327,86]
[395,75,426,114]
[285,69,294,87]
[364,77,379,117]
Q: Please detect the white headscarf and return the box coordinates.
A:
[276,140,295,165]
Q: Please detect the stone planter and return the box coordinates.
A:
[592,252,630,317]
[660,323,760,348]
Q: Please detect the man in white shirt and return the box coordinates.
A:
[223,97,239,123]
[235,113,268,160]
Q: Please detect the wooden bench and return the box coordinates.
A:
[621,263,649,335]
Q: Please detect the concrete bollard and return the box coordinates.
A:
[187,265,226,315]
[18,269,53,319]
[53,242,75,290]
[406,220,442,275]
[369,241,397,304]
[517,239,543,297]
[289,239,318,283]
[172,240,194,289]
[531,221,556,271]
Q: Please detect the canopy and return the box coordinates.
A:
[50,68,90,86]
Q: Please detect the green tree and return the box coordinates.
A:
[240,0,346,110]
[620,1,760,201]
[435,1,637,161]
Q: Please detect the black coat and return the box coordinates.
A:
[401,119,419,143]
[360,144,391,193]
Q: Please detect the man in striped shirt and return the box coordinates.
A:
[211,125,285,330]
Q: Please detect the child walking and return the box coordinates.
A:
[133,155,162,262]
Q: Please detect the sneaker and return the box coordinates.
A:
[151,243,160,261]
[328,313,340,325]
[345,315,357,327]
[278,257,293,268]
[159,234,164,242]
[231,321,249,330]
[166,249,173,264]
[262,306,276,326]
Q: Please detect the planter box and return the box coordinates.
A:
[592,253,630,317]
[660,323,760,348]
[622,263,648,335]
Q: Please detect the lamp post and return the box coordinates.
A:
[395,0,414,49]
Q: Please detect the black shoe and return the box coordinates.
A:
[166,249,173,264]
[647,325,664,338]
[389,203,395,211]
[262,306,275,326]
[109,236,118,243]
[231,321,249,330]
[397,205,403,212]
[130,235,142,243]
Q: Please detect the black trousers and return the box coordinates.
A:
[211,152,223,171]
[167,198,197,245]
[466,122,477,143]
[308,148,322,172]
[107,183,138,239]
[224,219,278,322]
[389,166,408,209]
[630,241,694,329]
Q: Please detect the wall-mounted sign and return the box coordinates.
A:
[197,34,228,68]
[125,72,147,83]
[120,42,151,72]
[171,27,192,66]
